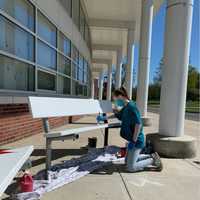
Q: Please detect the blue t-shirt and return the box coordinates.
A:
[115,101,145,149]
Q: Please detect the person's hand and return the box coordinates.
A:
[96,114,107,123]
[128,142,135,150]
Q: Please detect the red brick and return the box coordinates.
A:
[0,104,81,145]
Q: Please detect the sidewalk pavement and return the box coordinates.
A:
[2,112,200,200]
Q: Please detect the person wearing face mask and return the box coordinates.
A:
[98,87,163,172]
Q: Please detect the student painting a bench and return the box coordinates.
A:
[28,89,163,175]
[28,97,118,172]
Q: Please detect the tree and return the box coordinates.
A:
[150,61,200,101]
[187,65,200,101]
[153,58,163,85]
[187,65,199,89]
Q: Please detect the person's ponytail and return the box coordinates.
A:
[113,87,130,100]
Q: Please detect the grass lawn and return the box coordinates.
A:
[148,101,200,113]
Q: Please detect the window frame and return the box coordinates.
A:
[0,0,91,97]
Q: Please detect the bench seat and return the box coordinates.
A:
[45,124,108,138]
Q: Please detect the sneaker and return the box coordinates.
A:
[152,152,163,171]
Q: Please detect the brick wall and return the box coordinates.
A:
[0,104,80,145]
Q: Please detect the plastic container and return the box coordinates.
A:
[19,173,33,193]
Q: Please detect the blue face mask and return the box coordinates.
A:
[114,99,125,108]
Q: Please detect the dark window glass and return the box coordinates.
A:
[58,54,71,76]
[37,40,56,69]
[78,55,84,82]
[59,0,71,17]
[72,80,76,95]
[80,6,85,37]
[76,82,83,96]
[58,32,71,57]
[58,75,71,94]
[38,70,55,90]
[83,85,87,96]
[72,63,78,80]
[0,15,34,61]
[72,80,84,96]
[38,11,56,46]
[77,67,83,82]
[72,0,79,29]
[0,0,34,31]
[83,59,88,83]
[71,44,79,64]
[0,55,34,91]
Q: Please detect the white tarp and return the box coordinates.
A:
[14,146,123,200]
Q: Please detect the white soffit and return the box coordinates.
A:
[84,0,163,44]
[93,50,115,60]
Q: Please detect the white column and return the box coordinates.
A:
[136,0,154,117]
[125,30,134,99]
[91,78,95,99]
[159,0,194,137]
[98,71,104,100]
[116,49,122,88]
[107,64,112,100]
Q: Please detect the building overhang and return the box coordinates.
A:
[83,0,163,71]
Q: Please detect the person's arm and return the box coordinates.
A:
[133,123,142,142]
[96,111,120,123]
[130,106,142,143]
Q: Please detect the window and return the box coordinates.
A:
[0,55,35,91]
[58,32,71,57]
[0,0,92,97]
[38,11,56,46]
[37,40,56,69]
[59,0,71,17]
[0,0,34,31]
[83,59,88,84]
[78,55,84,82]
[80,6,85,37]
[76,82,83,96]
[58,54,71,76]
[71,80,76,95]
[72,63,78,80]
[83,85,87,96]
[72,0,80,29]
[71,44,79,64]
[38,70,56,91]
[0,15,34,61]
[58,75,71,94]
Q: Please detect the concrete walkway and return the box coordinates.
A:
[2,112,200,200]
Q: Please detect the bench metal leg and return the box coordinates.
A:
[104,127,109,146]
[46,138,52,173]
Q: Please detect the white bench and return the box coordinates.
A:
[0,146,33,197]
[28,97,117,171]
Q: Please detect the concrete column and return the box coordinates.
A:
[147,0,196,159]
[98,71,104,100]
[125,30,134,99]
[116,49,122,88]
[159,0,194,137]
[91,78,95,99]
[106,64,112,100]
[136,0,154,120]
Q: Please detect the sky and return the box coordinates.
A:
[133,0,200,86]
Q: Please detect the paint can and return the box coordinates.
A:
[88,137,97,148]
